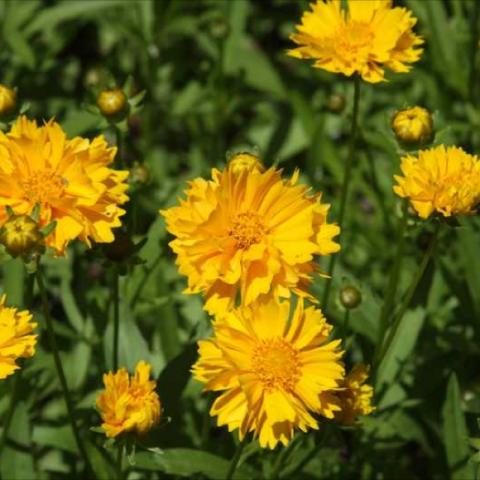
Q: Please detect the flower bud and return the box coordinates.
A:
[97,88,128,118]
[391,107,433,146]
[130,162,151,185]
[0,215,43,258]
[0,84,17,117]
[340,286,362,310]
[228,152,265,175]
[326,93,346,113]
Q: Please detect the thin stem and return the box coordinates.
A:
[36,264,93,475]
[342,309,350,345]
[270,435,301,479]
[129,251,162,308]
[322,76,361,311]
[374,223,441,370]
[225,437,247,480]
[114,125,125,170]
[373,201,408,364]
[112,267,120,371]
[116,444,124,480]
[0,372,20,458]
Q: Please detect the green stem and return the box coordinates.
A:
[113,267,120,371]
[374,223,441,370]
[0,372,20,458]
[373,201,408,364]
[114,125,125,170]
[322,76,361,311]
[36,264,93,475]
[270,435,301,479]
[116,444,124,480]
[342,309,350,345]
[225,437,247,480]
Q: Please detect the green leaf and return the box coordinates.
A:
[442,373,474,480]
[32,425,77,455]
[135,448,254,479]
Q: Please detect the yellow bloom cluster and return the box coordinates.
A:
[0,295,36,380]
[394,146,480,218]
[288,0,423,83]
[0,116,129,255]
[96,361,161,438]
[161,154,340,315]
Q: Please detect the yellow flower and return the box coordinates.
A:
[0,215,44,258]
[288,0,423,83]
[0,116,129,254]
[96,361,161,438]
[334,363,375,425]
[0,295,36,380]
[192,297,344,449]
[392,106,433,145]
[0,84,16,117]
[394,146,480,218]
[160,155,340,314]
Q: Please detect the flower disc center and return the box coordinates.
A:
[228,212,265,249]
[22,169,68,204]
[252,338,300,391]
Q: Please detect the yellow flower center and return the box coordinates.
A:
[22,170,67,204]
[337,21,374,56]
[252,338,300,391]
[228,212,266,249]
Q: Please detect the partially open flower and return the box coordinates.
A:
[392,106,433,146]
[0,84,17,117]
[97,88,128,118]
[0,215,44,258]
[96,361,161,438]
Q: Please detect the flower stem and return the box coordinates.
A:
[225,437,247,480]
[112,267,120,371]
[374,222,441,370]
[373,201,408,364]
[36,264,92,474]
[0,372,20,459]
[116,444,124,479]
[322,75,361,311]
[342,309,351,345]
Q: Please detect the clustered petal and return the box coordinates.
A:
[394,146,480,218]
[0,116,129,254]
[96,361,161,438]
[160,156,340,315]
[192,297,345,449]
[0,294,36,380]
[288,0,423,83]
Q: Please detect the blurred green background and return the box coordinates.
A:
[1,0,480,479]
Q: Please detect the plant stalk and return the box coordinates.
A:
[225,437,247,480]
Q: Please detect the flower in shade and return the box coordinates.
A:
[96,361,161,438]
[288,0,423,83]
[334,363,375,425]
[394,146,480,218]
[192,297,344,449]
[0,116,129,254]
[160,154,340,315]
[0,295,36,380]
[391,106,433,146]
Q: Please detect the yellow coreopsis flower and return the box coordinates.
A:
[160,154,340,315]
[0,116,129,255]
[96,361,161,438]
[394,146,480,218]
[334,363,375,425]
[192,297,345,449]
[288,0,423,83]
[0,295,36,380]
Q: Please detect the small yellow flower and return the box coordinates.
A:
[97,88,128,118]
[0,84,17,117]
[160,156,340,315]
[96,361,161,438]
[0,295,36,380]
[394,145,480,218]
[0,116,129,254]
[0,215,44,258]
[392,107,433,145]
[335,363,375,425]
[192,297,344,449]
[288,0,423,83]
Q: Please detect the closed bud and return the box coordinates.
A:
[130,162,151,185]
[97,88,128,118]
[228,152,265,175]
[326,93,346,113]
[340,286,362,310]
[0,84,17,117]
[0,215,43,258]
[391,106,433,146]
